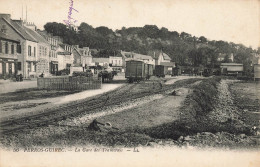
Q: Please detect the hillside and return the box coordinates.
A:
[44,22,260,70]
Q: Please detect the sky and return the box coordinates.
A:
[0,0,259,49]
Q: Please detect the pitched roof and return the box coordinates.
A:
[221,63,243,66]
[72,47,82,56]
[148,50,171,60]
[120,51,133,58]
[120,51,153,60]
[0,31,20,42]
[133,53,153,60]
[2,18,37,42]
[56,46,71,55]
[25,27,49,44]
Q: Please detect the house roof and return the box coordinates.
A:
[90,49,99,55]
[221,63,243,66]
[73,47,92,57]
[161,62,175,67]
[56,46,71,55]
[0,31,20,42]
[25,27,49,44]
[120,51,133,58]
[93,58,109,63]
[2,18,37,42]
[148,50,171,60]
[120,51,153,61]
[133,53,153,60]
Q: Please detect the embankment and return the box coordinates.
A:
[142,77,258,148]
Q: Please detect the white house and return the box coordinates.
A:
[109,56,123,71]
[0,14,39,78]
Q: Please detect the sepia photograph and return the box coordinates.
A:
[0,0,259,166]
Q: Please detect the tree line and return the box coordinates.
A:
[44,22,260,70]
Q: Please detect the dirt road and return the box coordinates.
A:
[0,84,124,121]
[97,88,190,130]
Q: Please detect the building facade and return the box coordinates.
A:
[0,31,21,79]
[57,44,74,71]
[0,14,39,78]
[109,56,122,71]
[25,28,50,77]
[38,30,62,75]
[72,45,92,69]
[92,58,109,68]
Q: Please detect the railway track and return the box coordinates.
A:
[0,79,200,136]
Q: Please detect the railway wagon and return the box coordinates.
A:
[154,65,165,77]
[125,60,148,82]
[254,64,260,81]
[172,67,181,76]
[147,64,154,79]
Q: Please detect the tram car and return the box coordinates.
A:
[154,65,165,77]
[125,60,154,83]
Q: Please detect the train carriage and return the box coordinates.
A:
[154,65,165,77]
[125,60,153,83]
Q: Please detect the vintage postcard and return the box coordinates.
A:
[0,0,259,166]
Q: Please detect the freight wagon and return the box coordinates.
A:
[154,65,165,77]
[172,67,181,76]
[254,64,260,81]
[125,60,153,83]
[147,64,154,79]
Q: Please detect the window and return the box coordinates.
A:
[5,42,8,54]
[27,62,31,72]
[45,48,47,56]
[0,63,2,74]
[39,46,41,56]
[33,62,36,72]
[28,45,31,56]
[34,47,36,57]
[17,44,21,53]
[6,63,8,74]
[17,62,21,70]
[0,41,2,53]
[12,63,15,73]
[11,44,14,54]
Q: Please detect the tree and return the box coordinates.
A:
[180,32,191,40]
[95,26,114,37]
[199,36,207,43]
[44,22,67,37]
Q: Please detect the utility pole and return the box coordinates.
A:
[26,5,27,24]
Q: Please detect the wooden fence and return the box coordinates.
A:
[37,76,102,90]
